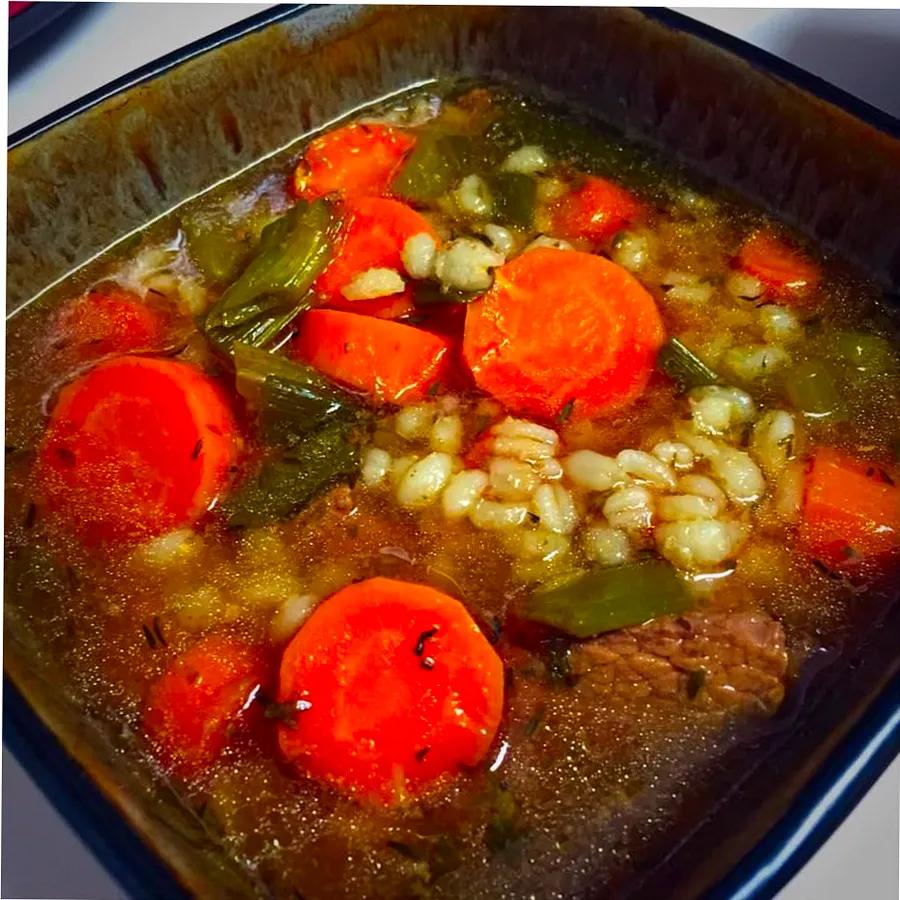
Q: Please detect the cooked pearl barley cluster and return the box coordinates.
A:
[359,391,800,579]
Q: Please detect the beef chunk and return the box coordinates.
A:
[569,612,788,713]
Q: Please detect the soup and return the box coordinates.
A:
[6,85,899,899]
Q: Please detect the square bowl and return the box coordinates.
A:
[6,7,900,899]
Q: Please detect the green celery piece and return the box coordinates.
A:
[483,173,536,227]
[204,198,338,349]
[657,337,721,390]
[785,358,847,420]
[224,420,360,528]
[520,560,691,639]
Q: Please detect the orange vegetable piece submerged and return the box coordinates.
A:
[142,637,266,779]
[37,357,238,544]
[463,247,666,422]
[292,123,415,201]
[47,290,167,362]
[735,232,821,301]
[550,175,643,243]
[290,309,452,405]
[277,577,504,804]
[798,448,900,570]
[314,196,437,320]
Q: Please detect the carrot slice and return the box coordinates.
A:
[736,232,821,301]
[550,175,643,243]
[142,636,266,779]
[277,577,504,804]
[798,447,899,569]
[292,123,415,201]
[37,356,239,544]
[314,196,436,318]
[290,310,452,405]
[463,247,665,421]
[47,290,167,361]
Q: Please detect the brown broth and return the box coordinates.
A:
[5,84,900,899]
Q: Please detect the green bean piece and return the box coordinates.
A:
[392,134,474,202]
[484,173,536,227]
[233,343,361,444]
[182,214,251,284]
[657,337,721,390]
[204,198,339,351]
[223,420,360,528]
[785,358,847,420]
[392,133,502,203]
[519,560,691,639]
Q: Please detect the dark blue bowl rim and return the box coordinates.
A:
[5,6,900,900]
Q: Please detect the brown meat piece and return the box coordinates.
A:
[569,612,788,713]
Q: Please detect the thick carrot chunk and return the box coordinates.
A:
[314,197,435,319]
[47,290,167,362]
[277,577,504,804]
[292,123,415,201]
[142,637,266,779]
[550,176,643,243]
[36,357,239,544]
[290,310,452,405]
[736,232,821,301]
[798,447,900,569]
[463,247,665,421]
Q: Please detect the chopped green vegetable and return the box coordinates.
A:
[223,420,361,528]
[484,97,661,189]
[385,835,462,882]
[483,173,536,227]
[520,560,691,639]
[392,134,483,202]
[233,343,360,444]
[182,213,252,284]
[657,337,721,390]
[826,331,899,376]
[484,782,527,855]
[785,358,846,420]
[204,199,339,351]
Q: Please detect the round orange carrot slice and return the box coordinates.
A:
[277,577,504,804]
[290,309,453,405]
[798,447,899,570]
[37,356,239,544]
[550,175,643,243]
[47,290,167,362]
[463,247,665,421]
[314,196,436,318]
[736,232,821,301]
[292,123,415,201]
[142,636,266,779]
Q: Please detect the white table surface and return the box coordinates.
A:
[4,5,899,899]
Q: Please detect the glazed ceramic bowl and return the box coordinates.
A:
[6,7,900,899]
